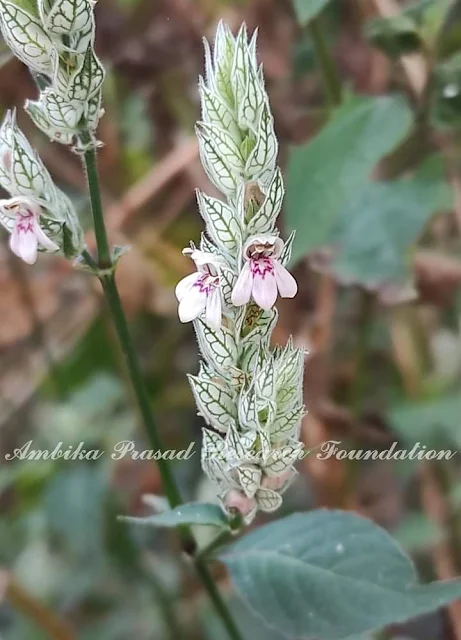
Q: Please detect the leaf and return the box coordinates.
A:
[365,14,422,59]
[194,319,238,376]
[0,0,54,74]
[245,105,278,182]
[188,370,236,432]
[285,95,413,262]
[291,0,331,26]
[389,392,461,448]
[196,125,239,196]
[120,502,230,529]
[39,0,93,36]
[65,46,105,102]
[365,0,454,59]
[221,510,461,640]
[327,156,452,291]
[246,168,284,237]
[196,190,241,252]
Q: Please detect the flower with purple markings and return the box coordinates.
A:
[232,236,298,310]
[0,196,59,264]
[175,247,224,330]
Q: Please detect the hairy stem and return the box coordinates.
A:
[79,131,244,640]
[81,131,112,268]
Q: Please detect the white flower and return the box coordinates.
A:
[175,248,224,330]
[231,235,297,310]
[0,196,59,264]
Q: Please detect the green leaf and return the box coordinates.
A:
[291,0,331,26]
[365,0,454,58]
[286,95,413,262]
[221,510,461,639]
[365,14,422,58]
[389,392,461,448]
[120,502,230,530]
[327,156,451,290]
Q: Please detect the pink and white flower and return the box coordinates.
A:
[231,235,297,310]
[0,197,59,264]
[175,247,224,330]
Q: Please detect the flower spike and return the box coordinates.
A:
[177,22,303,524]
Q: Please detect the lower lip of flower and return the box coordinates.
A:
[250,257,274,278]
[17,216,34,234]
[194,273,219,295]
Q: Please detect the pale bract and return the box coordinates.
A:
[176,22,303,523]
[0,0,104,150]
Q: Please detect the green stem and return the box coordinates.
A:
[197,529,232,562]
[195,557,242,640]
[308,16,342,109]
[79,131,244,640]
[80,130,112,268]
[100,273,186,510]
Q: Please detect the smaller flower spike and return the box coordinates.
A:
[0,196,59,264]
[175,247,224,330]
[231,235,298,310]
[0,111,84,262]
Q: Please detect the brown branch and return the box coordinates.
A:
[5,575,76,640]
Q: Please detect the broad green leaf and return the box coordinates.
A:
[389,392,461,448]
[221,510,461,640]
[286,96,413,262]
[291,0,331,26]
[328,156,452,290]
[120,502,230,529]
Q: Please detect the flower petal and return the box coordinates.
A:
[274,260,297,298]
[32,219,59,252]
[223,489,257,516]
[10,226,38,264]
[252,265,277,310]
[231,262,253,306]
[205,288,222,330]
[178,285,207,323]
[175,272,200,301]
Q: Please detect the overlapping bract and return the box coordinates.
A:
[183,23,304,523]
[0,0,104,149]
[0,110,84,261]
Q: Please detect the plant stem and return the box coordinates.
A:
[195,557,243,640]
[197,529,232,562]
[308,16,342,109]
[99,273,186,510]
[80,131,111,268]
[79,131,244,640]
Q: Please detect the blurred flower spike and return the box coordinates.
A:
[0,110,84,263]
[178,22,303,523]
[0,0,105,150]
